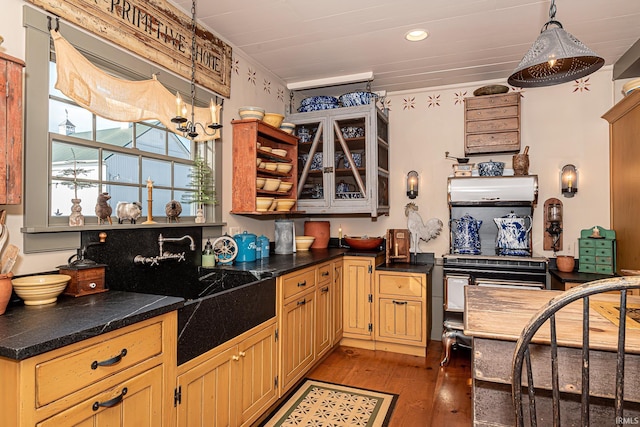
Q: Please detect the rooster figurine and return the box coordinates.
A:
[405,202,443,254]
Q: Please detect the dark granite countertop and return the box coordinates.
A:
[0,291,183,361]
[549,269,615,284]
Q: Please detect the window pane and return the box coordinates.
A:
[51,180,99,216]
[136,123,166,154]
[48,62,69,100]
[142,158,171,187]
[49,100,93,139]
[106,185,141,210]
[103,151,139,184]
[52,142,99,180]
[169,133,191,159]
[96,117,134,146]
[153,188,172,217]
[174,163,192,189]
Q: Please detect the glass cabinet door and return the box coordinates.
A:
[376,110,390,208]
[332,115,368,204]
[296,119,326,202]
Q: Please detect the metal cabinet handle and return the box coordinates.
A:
[91,349,127,370]
[297,280,307,287]
[297,298,307,306]
[232,355,240,361]
[321,271,329,277]
[392,300,408,305]
[92,388,127,411]
[320,286,329,293]
[239,351,246,357]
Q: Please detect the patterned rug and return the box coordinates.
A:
[262,379,398,427]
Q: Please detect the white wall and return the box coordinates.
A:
[1,0,635,276]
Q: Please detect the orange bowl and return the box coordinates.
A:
[344,236,384,251]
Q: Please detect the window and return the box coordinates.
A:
[23,7,223,252]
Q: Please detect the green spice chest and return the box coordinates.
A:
[578,226,616,275]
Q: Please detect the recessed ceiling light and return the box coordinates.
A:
[405,29,428,42]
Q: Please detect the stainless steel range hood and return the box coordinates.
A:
[447,176,538,205]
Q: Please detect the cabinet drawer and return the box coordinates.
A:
[596,256,613,265]
[317,262,332,285]
[580,255,595,264]
[465,93,520,109]
[377,273,423,298]
[580,247,595,256]
[35,321,163,406]
[579,263,596,273]
[580,239,595,248]
[466,116,519,133]
[465,131,520,153]
[596,265,614,275]
[466,106,519,121]
[282,267,316,299]
[595,240,613,248]
[595,248,613,257]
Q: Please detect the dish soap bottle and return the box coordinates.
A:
[202,238,215,267]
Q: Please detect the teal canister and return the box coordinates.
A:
[202,238,215,267]
[234,231,257,262]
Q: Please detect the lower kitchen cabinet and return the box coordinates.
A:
[316,261,333,359]
[175,319,278,427]
[279,266,317,394]
[341,256,430,356]
[0,312,176,427]
[375,271,429,351]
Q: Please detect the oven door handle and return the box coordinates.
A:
[474,278,545,289]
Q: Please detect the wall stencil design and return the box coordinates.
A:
[247,68,256,85]
[403,97,416,110]
[233,58,240,75]
[573,78,591,92]
[454,91,467,105]
[263,79,271,94]
[427,94,441,108]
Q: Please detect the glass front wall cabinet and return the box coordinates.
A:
[288,103,389,217]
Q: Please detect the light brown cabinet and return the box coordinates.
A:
[464,92,521,155]
[231,119,299,214]
[0,312,176,427]
[602,89,640,274]
[0,52,24,205]
[342,256,376,340]
[175,319,278,427]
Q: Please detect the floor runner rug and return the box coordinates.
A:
[262,379,398,426]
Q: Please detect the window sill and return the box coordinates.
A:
[21,221,226,234]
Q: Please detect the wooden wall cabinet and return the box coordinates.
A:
[0,52,25,205]
[602,89,640,274]
[231,119,299,214]
[0,312,176,427]
[464,92,521,156]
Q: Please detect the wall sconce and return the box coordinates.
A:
[561,164,578,197]
[406,171,419,199]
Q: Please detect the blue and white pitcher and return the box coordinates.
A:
[451,214,482,255]
[494,212,532,256]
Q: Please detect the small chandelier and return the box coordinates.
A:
[171,0,223,139]
[508,0,604,88]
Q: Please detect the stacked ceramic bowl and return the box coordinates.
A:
[239,106,265,120]
[298,96,339,112]
[263,113,285,128]
[11,274,71,305]
[280,122,295,134]
[623,78,640,96]
[339,91,378,107]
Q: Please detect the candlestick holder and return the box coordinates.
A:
[142,178,157,224]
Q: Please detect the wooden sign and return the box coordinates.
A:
[27,0,232,98]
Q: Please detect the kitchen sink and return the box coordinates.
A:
[176,268,276,365]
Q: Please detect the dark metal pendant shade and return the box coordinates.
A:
[508,1,604,88]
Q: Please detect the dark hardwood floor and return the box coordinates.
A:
[307,341,472,427]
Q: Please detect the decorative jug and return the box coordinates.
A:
[451,214,482,255]
[233,231,257,262]
[494,212,532,256]
[257,235,270,258]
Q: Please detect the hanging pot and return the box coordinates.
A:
[451,214,482,255]
[494,212,532,256]
[233,231,257,262]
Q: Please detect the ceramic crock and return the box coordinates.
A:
[233,231,257,262]
[257,235,270,258]
[494,212,532,256]
[451,214,482,255]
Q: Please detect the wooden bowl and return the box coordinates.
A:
[344,236,384,251]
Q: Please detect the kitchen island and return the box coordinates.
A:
[464,286,640,426]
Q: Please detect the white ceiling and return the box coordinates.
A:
[171,0,640,93]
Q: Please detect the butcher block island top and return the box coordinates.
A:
[463,286,640,353]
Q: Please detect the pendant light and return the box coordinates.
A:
[508,0,604,88]
[172,0,223,138]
